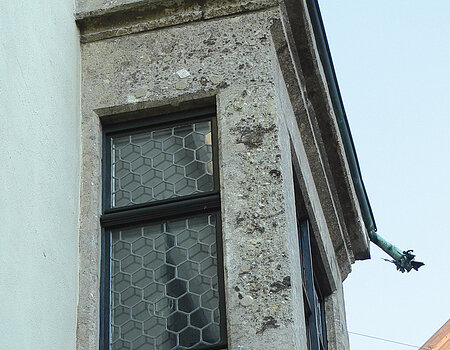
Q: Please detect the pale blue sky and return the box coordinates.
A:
[319,1,450,349]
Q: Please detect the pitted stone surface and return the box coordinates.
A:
[81,12,276,112]
[218,86,296,347]
[76,0,278,43]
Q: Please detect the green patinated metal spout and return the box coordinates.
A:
[368,230,424,273]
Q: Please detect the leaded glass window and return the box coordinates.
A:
[101,108,227,350]
[294,171,328,350]
[110,121,214,208]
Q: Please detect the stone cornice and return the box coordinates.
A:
[76,0,277,43]
[278,0,371,262]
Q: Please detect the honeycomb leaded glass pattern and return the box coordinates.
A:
[110,214,222,349]
[110,121,214,208]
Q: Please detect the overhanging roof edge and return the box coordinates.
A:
[305,0,377,233]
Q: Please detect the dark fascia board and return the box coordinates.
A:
[305,0,377,234]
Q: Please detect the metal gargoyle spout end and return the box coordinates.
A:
[383,250,425,273]
[369,230,425,273]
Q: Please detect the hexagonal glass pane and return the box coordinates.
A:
[174,148,194,166]
[166,247,187,266]
[153,152,173,171]
[174,178,196,196]
[177,261,199,281]
[121,319,142,341]
[141,168,163,188]
[155,331,177,349]
[188,244,209,263]
[131,186,152,203]
[197,174,214,192]
[198,224,216,246]
[185,161,206,180]
[143,222,165,239]
[141,139,162,158]
[111,339,131,350]
[119,173,141,192]
[191,308,212,328]
[109,120,214,208]
[132,268,153,289]
[201,290,219,310]
[188,275,211,295]
[131,157,152,175]
[179,327,201,347]
[178,293,200,313]
[114,160,131,178]
[194,121,211,135]
[143,282,165,303]
[202,323,221,345]
[200,257,217,278]
[153,182,175,200]
[163,135,183,153]
[119,143,141,162]
[195,144,212,163]
[154,297,176,317]
[166,218,187,235]
[154,234,175,252]
[154,265,176,283]
[143,251,164,270]
[112,273,131,293]
[121,286,142,307]
[143,316,166,337]
[177,230,198,249]
[184,132,205,150]
[167,312,188,332]
[132,301,152,322]
[166,279,187,298]
[163,165,185,184]
[132,237,153,256]
[121,254,142,274]
[132,335,155,350]
[112,240,131,260]
[112,305,131,326]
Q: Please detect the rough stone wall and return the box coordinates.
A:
[271,36,350,350]
[325,287,350,350]
[78,8,310,349]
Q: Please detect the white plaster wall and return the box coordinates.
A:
[0,1,80,349]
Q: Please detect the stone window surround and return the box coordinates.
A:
[100,108,227,349]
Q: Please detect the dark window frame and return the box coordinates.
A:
[294,175,328,350]
[99,106,228,350]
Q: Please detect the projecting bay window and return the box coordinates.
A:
[100,108,227,350]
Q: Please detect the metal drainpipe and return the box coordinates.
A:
[305,0,424,272]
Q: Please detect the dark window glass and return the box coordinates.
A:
[298,220,327,350]
[101,110,226,350]
[298,220,328,350]
[295,175,327,350]
[110,214,222,349]
[110,121,214,208]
